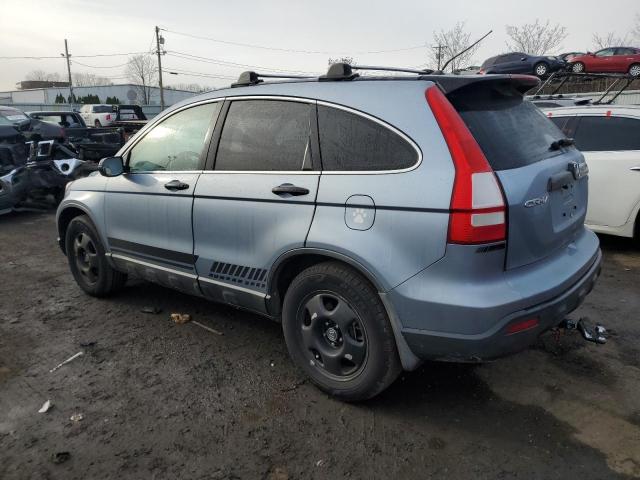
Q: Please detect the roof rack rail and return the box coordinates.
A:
[319,63,434,81]
[232,71,315,88]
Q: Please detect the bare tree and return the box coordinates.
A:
[125,54,157,105]
[429,22,480,72]
[633,13,640,44]
[72,72,113,87]
[26,70,61,82]
[505,19,567,55]
[592,32,632,50]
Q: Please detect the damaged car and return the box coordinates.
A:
[0,107,120,213]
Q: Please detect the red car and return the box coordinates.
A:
[570,47,640,76]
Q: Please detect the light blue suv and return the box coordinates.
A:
[57,64,602,400]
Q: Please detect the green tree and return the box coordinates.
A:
[54,93,66,104]
[105,96,121,105]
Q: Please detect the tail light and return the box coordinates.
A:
[106,114,111,121]
[425,85,506,244]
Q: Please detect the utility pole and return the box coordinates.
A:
[434,44,444,71]
[62,39,74,104]
[155,26,165,110]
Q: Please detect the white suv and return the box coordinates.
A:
[79,104,116,127]
[546,105,640,240]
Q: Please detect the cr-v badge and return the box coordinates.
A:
[524,194,549,208]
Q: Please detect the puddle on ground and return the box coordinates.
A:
[479,350,640,477]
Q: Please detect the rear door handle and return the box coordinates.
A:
[164,180,190,191]
[631,167,640,172]
[272,183,309,196]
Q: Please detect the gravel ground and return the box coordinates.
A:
[1,211,639,480]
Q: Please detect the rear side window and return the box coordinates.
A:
[317,106,417,171]
[215,100,311,171]
[573,116,640,151]
[449,83,564,171]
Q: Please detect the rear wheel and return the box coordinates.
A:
[534,62,549,77]
[282,261,401,401]
[572,62,585,73]
[94,119,102,127]
[629,64,640,77]
[65,215,127,296]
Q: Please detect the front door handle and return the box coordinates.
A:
[272,183,309,196]
[631,167,640,172]
[164,180,190,191]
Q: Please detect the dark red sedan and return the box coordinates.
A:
[570,47,640,76]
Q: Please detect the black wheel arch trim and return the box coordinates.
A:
[266,247,422,371]
[57,202,108,259]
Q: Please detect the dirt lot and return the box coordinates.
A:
[0,211,639,480]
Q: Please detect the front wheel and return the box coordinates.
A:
[572,62,585,73]
[65,215,127,296]
[282,261,401,401]
[534,62,549,77]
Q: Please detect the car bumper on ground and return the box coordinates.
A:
[389,229,602,361]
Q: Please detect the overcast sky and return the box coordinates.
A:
[1,0,638,91]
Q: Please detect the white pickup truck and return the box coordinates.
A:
[79,104,116,127]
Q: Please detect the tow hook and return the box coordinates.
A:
[558,317,607,344]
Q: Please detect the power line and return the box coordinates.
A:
[0,51,150,60]
[72,60,129,69]
[162,28,426,55]
[167,51,319,75]
[163,67,236,80]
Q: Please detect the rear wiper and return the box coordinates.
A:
[549,138,575,151]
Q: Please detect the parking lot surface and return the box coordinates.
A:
[1,211,639,479]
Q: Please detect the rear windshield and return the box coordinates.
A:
[93,105,112,113]
[448,83,564,171]
[481,57,497,68]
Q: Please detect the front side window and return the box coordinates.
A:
[317,105,418,171]
[573,116,640,151]
[595,48,616,57]
[128,102,221,172]
[215,100,312,171]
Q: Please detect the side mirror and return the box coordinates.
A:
[521,57,527,61]
[98,156,125,177]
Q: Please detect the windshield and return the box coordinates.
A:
[0,111,30,126]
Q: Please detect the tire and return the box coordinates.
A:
[65,215,127,297]
[572,62,585,73]
[94,119,102,127]
[628,63,640,77]
[534,62,549,77]
[282,261,401,401]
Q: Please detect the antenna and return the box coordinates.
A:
[440,30,493,73]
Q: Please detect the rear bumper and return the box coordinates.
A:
[389,228,602,361]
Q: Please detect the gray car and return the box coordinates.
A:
[56,64,601,401]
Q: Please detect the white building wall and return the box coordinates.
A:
[0,84,198,107]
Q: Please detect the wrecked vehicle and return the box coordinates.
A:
[0,107,111,213]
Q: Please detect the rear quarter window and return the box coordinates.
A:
[573,116,640,151]
[317,105,418,171]
[449,83,565,171]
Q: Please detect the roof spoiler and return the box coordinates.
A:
[434,74,540,96]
